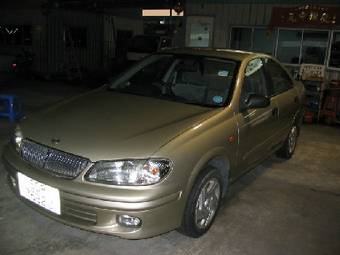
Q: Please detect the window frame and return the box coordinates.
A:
[327,30,340,71]
[275,27,303,67]
[276,28,330,67]
[229,26,277,55]
[301,29,329,65]
[229,26,339,68]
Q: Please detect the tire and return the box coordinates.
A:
[179,168,223,238]
[276,124,299,159]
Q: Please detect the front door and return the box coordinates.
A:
[264,58,299,139]
[236,58,280,176]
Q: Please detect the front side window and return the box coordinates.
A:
[110,54,238,107]
[240,58,267,108]
[264,59,293,95]
[329,31,340,69]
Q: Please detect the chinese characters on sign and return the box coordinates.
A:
[269,5,339,28]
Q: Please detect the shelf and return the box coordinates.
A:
[302,77,325,124]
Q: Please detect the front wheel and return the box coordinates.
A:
[276,124,299,159]
[179,168,223,238]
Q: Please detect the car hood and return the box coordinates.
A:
[21,89,219,161]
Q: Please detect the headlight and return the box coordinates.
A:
[12,126,23,152]
[85,159,172,186]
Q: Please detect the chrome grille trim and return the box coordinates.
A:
[21,139,90,178]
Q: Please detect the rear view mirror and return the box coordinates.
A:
[246,94,270,109]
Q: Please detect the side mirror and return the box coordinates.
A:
[246,94,270,109]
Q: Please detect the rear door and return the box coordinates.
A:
[263,58,299,140]
[236,58,280,174]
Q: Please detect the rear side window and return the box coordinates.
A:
[264,59,293,96]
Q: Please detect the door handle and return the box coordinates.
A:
[272,107,279,116]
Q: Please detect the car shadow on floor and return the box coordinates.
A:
[221,155,286,208]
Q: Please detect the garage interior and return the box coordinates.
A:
[0,1,339,255]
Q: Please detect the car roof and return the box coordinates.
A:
[161,48,269,62]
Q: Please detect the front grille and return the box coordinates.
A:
[21,139,90,178]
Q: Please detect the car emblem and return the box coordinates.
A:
[51,138,60,145]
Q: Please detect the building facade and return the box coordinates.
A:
[184,0,340,78]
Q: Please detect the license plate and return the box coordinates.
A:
[17,172,61,215]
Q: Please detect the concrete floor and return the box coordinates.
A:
[0,78,339,255]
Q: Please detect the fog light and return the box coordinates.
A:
[117,215,141,227]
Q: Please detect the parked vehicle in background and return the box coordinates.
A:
[3,48,305,239]
[126,34,173,62]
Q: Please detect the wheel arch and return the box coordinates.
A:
[184,148,232,200]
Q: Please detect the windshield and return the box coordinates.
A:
[110,54,239,107]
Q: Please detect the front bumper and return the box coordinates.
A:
[2,145,184,239]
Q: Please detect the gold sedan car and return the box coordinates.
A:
[3,48,305,239]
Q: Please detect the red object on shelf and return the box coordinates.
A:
[304,111,314,124]
[321,94,340,124]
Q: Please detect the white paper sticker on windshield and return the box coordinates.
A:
[245,59,263,77]
[218,70,229,77]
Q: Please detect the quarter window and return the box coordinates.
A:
[264,59,293,95]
